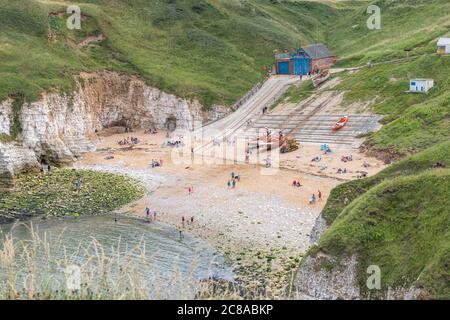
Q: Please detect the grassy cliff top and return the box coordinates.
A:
[0,0,337,107]
[1,0,449,109]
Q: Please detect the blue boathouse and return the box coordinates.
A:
[274,44,336,76]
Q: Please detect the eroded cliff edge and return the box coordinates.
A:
[0,71,226,188]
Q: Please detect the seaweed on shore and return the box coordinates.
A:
[0,169,145,222]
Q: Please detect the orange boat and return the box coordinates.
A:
[332,116,349,131]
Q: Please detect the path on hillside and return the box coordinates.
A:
[195,75,300,154]
[331,52,433,74]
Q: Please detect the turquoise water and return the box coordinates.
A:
[0,215,234,299]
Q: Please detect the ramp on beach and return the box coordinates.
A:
[195,75,301,153]
[240,87,382,148]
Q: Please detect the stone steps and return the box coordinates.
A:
[243,110,381,146]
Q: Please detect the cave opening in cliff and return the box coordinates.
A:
[165,116,177,132]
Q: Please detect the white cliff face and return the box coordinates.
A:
[0,143,39,189]
[0,71,226,186]
[295,252,361,300]
[0,99,12,135]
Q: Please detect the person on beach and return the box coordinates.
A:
[310,194,316,205]
[179,229,184,241]
[153,211,157,221]
[318,190,322,201]
[227,180,231,189]
[232,179,236,189]
[182,216,185,227]
[191,216,194,224]
[145,207,150,219]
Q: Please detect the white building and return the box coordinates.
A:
[437,38,450,55]
[410,79,434,93]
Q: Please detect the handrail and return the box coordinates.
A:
[200,77,269,128]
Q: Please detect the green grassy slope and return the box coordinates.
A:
[336,54,450,155]
[312,141,450,299]
[322,140,450,224]
[1,0,448,111]
[327,0,450,66]
[0,0,338,107]
[323,0,450,155]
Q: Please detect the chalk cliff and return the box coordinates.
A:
[0,71,227,187]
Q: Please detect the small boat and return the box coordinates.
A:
[332,116,349,131]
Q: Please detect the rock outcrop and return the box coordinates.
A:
[295,252,361,300]
[296,214,423,300]
[0,71,226,187]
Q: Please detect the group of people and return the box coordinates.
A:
[178,216,195,240]
[144,128,158,135]
[145,207,157,222]
[212,138,221,147]
[341,155,353,162]
[357,171,368,179]
[73,176,83,191]
[39,163,52,176]
[181,216,195,226]
[337,168,347,174]
[118,137,140,146]
[167,139,183,147]
[151,159,163,168]
[292,180,302,188]
[309,190,322,205]
[227,172,241,189]
[64,212,80,220]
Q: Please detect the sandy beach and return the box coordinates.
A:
[76,129,386,297]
